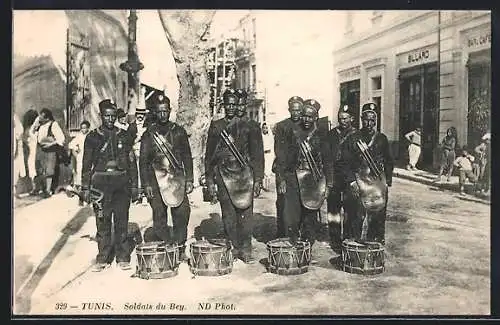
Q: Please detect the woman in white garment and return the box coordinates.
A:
[68,120,90,205]
[261,122,274,191]
[13,113,26,197]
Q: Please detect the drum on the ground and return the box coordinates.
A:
[189,239,233,276]
[135,241,180,279]
[341,239,384,275]
[266,238,311,275]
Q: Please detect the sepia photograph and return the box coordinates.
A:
[12,9,491,316]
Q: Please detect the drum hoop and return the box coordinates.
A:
[189,245,233,277]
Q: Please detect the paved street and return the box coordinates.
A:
[13,177,490,316]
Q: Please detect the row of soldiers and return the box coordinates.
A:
[80,87,393,272]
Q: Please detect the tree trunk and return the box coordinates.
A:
[157,10,216,185]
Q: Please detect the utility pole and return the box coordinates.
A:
[120,9,144,120]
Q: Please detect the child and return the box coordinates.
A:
[453,146,478,195]
[68,120,90,205]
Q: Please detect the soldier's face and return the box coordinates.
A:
[338,112,353,129]
[236,100,247,117]
[225,98,238,118]
[361,112,377,131]
[302,109,318,130]
[156,105,170,123]
[289,103,302,122]
[101,108,117,129]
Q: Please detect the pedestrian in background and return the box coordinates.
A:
[261,122,274,190]
[13,113,26,197]
[68,120,90,205]
[474,132,490,194]
[435,126,458,183]
[23,109,40,194]
[404,127,422,171]
[453,146,477,196]
[31,108,66,198]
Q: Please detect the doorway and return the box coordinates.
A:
[340,79,360,129]
[399,63,439,170]
[467,49,491,149]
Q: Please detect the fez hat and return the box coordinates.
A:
[222,88,239,103]
[361,102,378,118]
[98,99,117,113]
[339,104,355,117]
[303,99,321,113]
[235,89,248,105]
[288,96,304,108]
[150,93,171,112]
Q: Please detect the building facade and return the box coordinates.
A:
[212,11,338,128]
[13,10,129,135]
[333,11,491,170]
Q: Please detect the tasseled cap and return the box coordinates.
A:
[288,96,304,107]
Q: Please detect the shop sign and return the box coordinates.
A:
[398,46,437,68]
[467,33,491,48]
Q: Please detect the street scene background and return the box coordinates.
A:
[12,10,491,316]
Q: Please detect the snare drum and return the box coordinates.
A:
[266,238,311,275]
[189,239,233,276]
[341,240,385,275]
[135,241,180,279]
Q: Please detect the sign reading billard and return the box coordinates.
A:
[399,46,437,68]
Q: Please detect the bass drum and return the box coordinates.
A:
[296,169,327,210]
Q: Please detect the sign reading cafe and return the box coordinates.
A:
[467,33,491,48]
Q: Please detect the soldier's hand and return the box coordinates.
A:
[144,186,154,200]
[278,180,287,194]
[81,189,91,203]
[130,188,140,203]
[186,181,194,194]
[253,181,262,198]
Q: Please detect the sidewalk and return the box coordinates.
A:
[393,167,490,204]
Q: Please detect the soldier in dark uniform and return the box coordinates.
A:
[139,94,194,256]
[273,96,304,238]
[235,88,264,196]
[326,104,359,250]
[204,88,264,264]
[82,99,139,272]
[337,103,394,244]
[280,99,333,253]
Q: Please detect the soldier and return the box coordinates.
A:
[139,94,193,257]
[81,99,140,272]
[273,96,304,238]
[204,88,264,264]
[235,88,264,196]
[337,103,394,244]
[281,99,333,255]
[325,104,359,250]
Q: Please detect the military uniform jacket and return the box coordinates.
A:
[337,130,394,186]
[326,126,359,178]
[276,124,333,187]
[273,118,302,179]
[139,121,194,188]
[82,126,138,190]
[205,117,264,183]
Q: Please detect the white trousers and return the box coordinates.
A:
[408,144,421,167]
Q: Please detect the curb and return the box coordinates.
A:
[393,170,490,204]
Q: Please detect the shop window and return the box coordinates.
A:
[372,96,382,132]
[371,76,382,90]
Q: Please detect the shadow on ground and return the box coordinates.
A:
[15,205,93,314]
